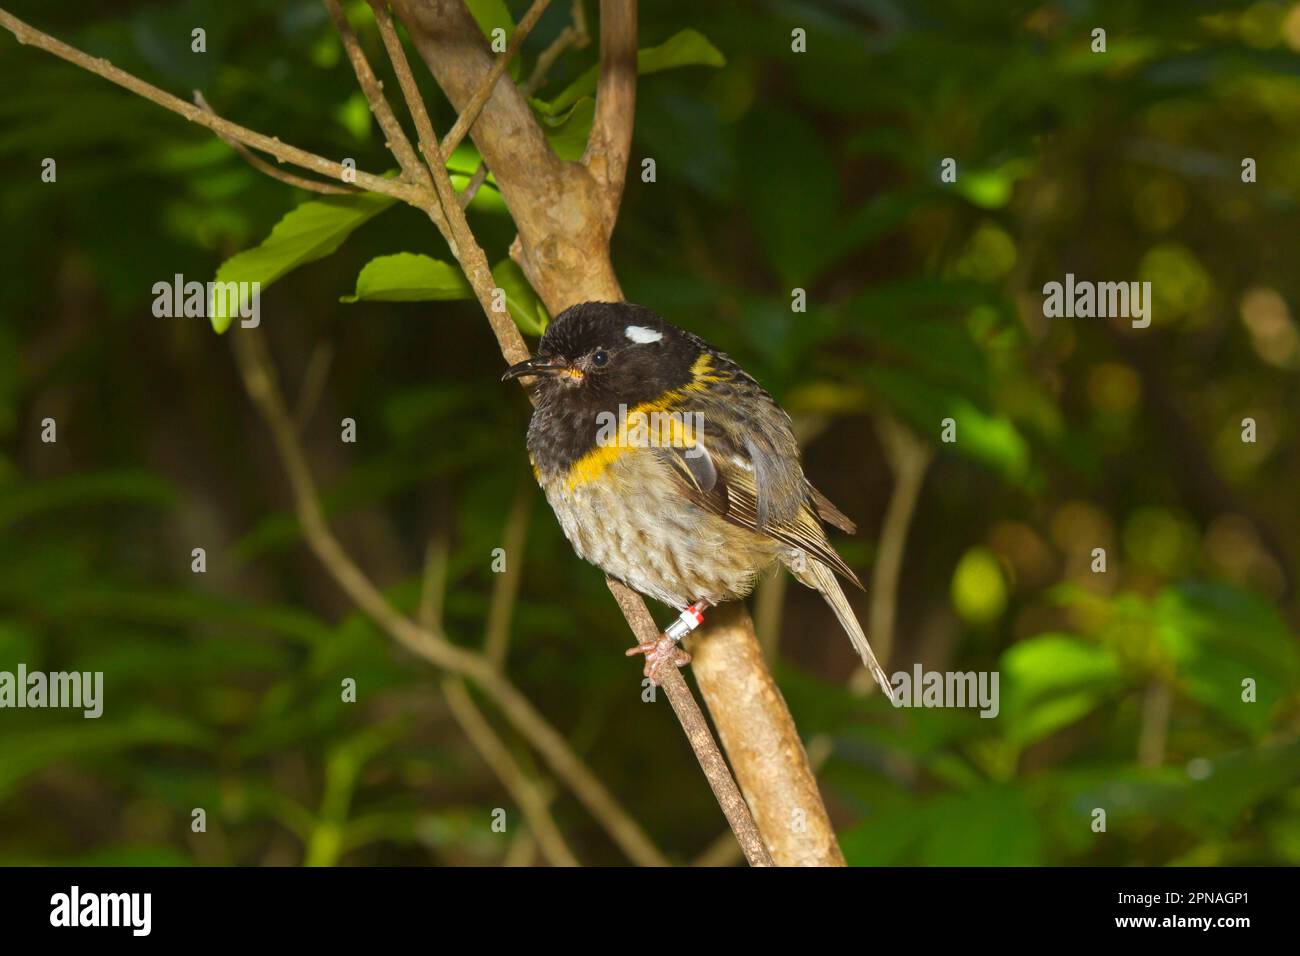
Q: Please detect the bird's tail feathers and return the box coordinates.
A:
[801,560,896,703]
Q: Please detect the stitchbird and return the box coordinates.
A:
[503,301,893,700]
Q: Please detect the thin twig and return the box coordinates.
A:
[372,0,770,865]
[324,0,455,244]
[416,533,578,866]
[443,679,579,866]
[294,341,336,428]
[0,9,424,205]
[459,0,591,208]
[368,2,528,365]
[527,0,590,96]
[418,536,448,633]
[194,91,356,194]
[438,0,553,159]
[458,163,491,209]
[231,329,667,867]
[484,477,532,667]
[325,0,423,181]
[850,412,933,695]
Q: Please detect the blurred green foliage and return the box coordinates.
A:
[1,0,1298,866]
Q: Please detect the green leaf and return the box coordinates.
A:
[341,253,473,303]
[0,471,174,530]
[1156,582,1300,735]
[999,633,1123,746]
[540,98,595,162]
[0,713,210,802]
[863,367,1031,481]
[209,192,397,332]
[490,259,549,336]
[841,785,1042,866]
[536,29,726,115]
[465,0,514,41]
[464,0,520,80]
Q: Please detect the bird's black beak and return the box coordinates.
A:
[501,356,570,382]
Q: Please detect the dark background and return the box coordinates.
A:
[1,0,1298,865]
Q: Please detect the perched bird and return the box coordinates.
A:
[503,301,893,700]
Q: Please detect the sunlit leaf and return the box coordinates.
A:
[209,192,397,332]
[341,253,472,303]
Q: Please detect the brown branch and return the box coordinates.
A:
[9,0,824,867]
[438,0,553,159]
[368,8,770,864]
[324,0,427,185]
[854,412,933,692]
[484,477,532,667]
[582,0,637,231]
[686,605,846,866]
[443,678,580,865]
[390,0,622,309]
[293,341,336,428]
[370,2,525,364]
[194,91,356,195]
[416,534,579,866]
[230,329,667,867]
[390,0,843,866]
[458,163,491,209]
[459,0,590,210]
[0,9,424,205]
[606,581,773,867]
[527,0,590,95]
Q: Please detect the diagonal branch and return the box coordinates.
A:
[607,581,774,867]
[439,0,553,158]
[231,328,667,867]
[863,412,933,683]
[390,0,622,308]
[419,535,579,866]
[459,0,591,210]
[0,9,424,205]
[367,3,525,364]
[194,91,357,195]
[443,677,580,865]
[364,8,770,864]
[324,0,428,185]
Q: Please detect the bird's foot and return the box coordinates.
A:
[626,602,707,684]
[626,635,692,684]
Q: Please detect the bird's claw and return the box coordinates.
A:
[626,635,692,685]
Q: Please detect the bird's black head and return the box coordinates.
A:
[501,302,700,410]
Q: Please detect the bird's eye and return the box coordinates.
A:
[591,350,609,367]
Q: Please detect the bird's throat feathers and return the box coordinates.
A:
[531,351,730,490]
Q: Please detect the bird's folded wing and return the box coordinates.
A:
[656,442,864,591]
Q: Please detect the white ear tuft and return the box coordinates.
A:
[624,325,663,344]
